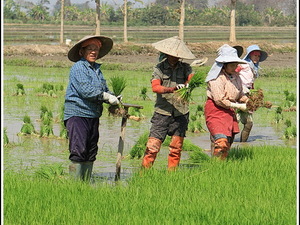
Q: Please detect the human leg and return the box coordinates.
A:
[142,137,162,168]
[240,112,253,142]
[66,117,99,181]
[212,135,230,160]
[168,135,184,170]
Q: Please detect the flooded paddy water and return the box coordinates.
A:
[3,108,296,182]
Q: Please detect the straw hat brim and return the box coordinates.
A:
[152,36,196,60]
[68,35,113,62]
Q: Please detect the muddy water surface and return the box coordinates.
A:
[4,109,296,182]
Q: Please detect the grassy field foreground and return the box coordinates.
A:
[4,146,296,225]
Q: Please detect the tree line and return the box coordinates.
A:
[4,0,296,27]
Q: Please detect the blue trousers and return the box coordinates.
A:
[65,117,99,162]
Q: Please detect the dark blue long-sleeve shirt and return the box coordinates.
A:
[64,58,110,120]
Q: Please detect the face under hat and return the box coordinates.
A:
[68,35,113,62]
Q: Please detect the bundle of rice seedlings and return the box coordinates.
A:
[174,71,205,103]
[109,75,127,96]
[246,89,272,111]
[19,115,36,135]
[39,106,54,137]
[140,87,149,100]
[108,75,127,116]
[128,107,144,121]
[4,128,9,146]
[15,83,25,96]
[129,131,149,159]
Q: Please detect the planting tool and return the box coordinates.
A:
[115,102,143,181]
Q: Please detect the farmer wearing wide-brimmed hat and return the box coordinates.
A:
[235,45,268,142]
[141,36,195,170]
[64,35,120,181]
[204,45,249,160]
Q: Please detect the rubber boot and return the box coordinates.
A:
[213,138,230,160]
[69,161,93,181]
[69,161,82,180]
[81,162,94,182]
[141,137,162,169]
[168,136,184,171]
[240,121,253,142]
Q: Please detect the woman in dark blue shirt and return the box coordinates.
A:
[64,35,119,181]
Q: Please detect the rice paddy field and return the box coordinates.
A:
[2,23,298,224]
[2,56,297,224]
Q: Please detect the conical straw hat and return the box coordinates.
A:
[152,36,196,60]
[68,35,113,62]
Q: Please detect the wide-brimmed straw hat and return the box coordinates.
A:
[152,36,196,60]
[68,35,113,62]
[244,45,268,62]
[205,45,247,82]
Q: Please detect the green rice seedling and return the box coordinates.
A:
[129,131,149,159]
[39,106,54,137]
[15,83,25,96]
[58,104,68,139]
[40,105,53,121]
[19,115,36,135]
[228,147,254,160]
[40,123,54,137]
[283,119,296,139]
[109,75,127,96]
[174,70,205,103]
[140,87,149,100]
[4,145,296,225]
[188,104,206,133]
[274,106,284,123]
[188,120,206,133]
[189,148,210,163]
[108,75,127,116]
[4,128,9,146]
[35,163,66,181]
[283,90,296,108]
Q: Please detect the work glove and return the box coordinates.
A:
[242,86,250,94]
[175,84,185,90]
[102,92,120,105]
[230,102,248,112]
[116,95,123,102]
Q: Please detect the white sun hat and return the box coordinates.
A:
[152,36,196,60]
[205,45,247,82]
[244,44,268,62]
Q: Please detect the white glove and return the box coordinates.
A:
[230,102,248,112]
[176,84,185,90]
[242,86,250,94]
[102,92,120,105]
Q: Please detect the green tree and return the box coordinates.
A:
[4,0,27,20]
[27,0,50,21]
[236,2,262,26]
[140,5,169,25]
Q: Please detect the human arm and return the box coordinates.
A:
[70,62,118,104]
[151,79,176,94]
[230,102,248,112]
